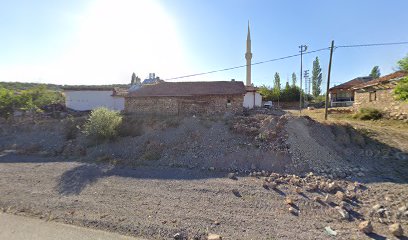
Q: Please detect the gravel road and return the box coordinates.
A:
[1,153,407,239]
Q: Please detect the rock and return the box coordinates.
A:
[358,221,373,234]
[262,181,269,189]
[288,207,298,215]
[285,197,294,205]
[327,182,339,193]
[232,189,242,198]
[335,206,350,220]
[173,232,183,240]
[389,223,403,237]
[372,204,384,211]
[357,172,365,177]
[209,167,215,171]
[227,172,237,180]
[295,187,302,194]
[313,196,321,202]
[339,201,352,211]
[335,191,346,201]
[208,233,222,240]
[324,226,337,236]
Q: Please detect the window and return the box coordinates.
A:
[369,91,376,102]
[226,99,231,107]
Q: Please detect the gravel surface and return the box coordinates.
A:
[0,154,407,239]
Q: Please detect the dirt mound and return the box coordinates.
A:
[1,113,406,182]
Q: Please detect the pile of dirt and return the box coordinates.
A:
[1,112,407,182]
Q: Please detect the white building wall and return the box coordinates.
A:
[243,92,262,109]
[64,90,125,111]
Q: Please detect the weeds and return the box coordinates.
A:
[353,108,382,120]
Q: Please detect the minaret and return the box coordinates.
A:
[245,21,252,86]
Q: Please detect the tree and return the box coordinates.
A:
[311,57,323,97]
[291,72,297,87]
[131,72,136,85]
[394,54,408,101]
[369,66,381,79]
[397,54,408,71]
[274,72,281,94]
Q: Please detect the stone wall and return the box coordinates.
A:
[125,94,244,116]
[354,84,408,120]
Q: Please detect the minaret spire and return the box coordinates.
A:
[245,21,252,86]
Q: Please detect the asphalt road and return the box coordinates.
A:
[0,213,142,240]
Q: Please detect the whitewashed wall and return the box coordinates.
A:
[243,92,262,109]
[64,90,124,111]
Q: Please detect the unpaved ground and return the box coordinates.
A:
[0,111,407,239]
[0,154,407,240]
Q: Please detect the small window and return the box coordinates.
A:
[369,91,376,102]
[226,99,232,107]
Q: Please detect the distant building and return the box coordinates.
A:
[142,73,163,85]
[125,81,246,115]
[328,76,372,107]
[63,86,125,111]
[243,22,262,109]
[353,71,407,119]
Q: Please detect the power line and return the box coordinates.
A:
[163,47,329,81]
[336,41,408,48]
[162,41,408,81]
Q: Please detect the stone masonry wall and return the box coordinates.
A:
[354,85,408,120]
[125,94,244,116]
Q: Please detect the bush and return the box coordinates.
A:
[83,107,123,142]
[394,77,408,101]
[353,108,382,120]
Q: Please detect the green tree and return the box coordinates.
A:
[394,54,408,101]
[312,57,323,97]
[369,66,381,79]
[274,72,281,94]
[397,54,408,71]
[131,72,136,85]
[0,88,16,118]
[291,72,297,87]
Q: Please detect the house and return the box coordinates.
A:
[352,71,408,119]
[328,76,372,107]
[63,86,126,111]
[125,81,246,115]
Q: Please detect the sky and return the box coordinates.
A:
[0,0,408,91]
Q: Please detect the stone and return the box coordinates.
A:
[227,172,237,180]
[358,221,373,234]
[327,182,339,193]
[372,204,384,211]
[357,172,365,177]
[208,233,222,240]
[335,206,350,220]
[389,223,403,237]
[335,191,346,201]
[295,187,302,194]
[288,207,298,215]
[313,196,321,202]
[209,167,215,171]
[285,197,294,205]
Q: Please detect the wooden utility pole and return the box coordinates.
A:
[324,40,335,120]
[299,45,307,115]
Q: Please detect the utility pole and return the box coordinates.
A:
[325,40,335,120]
[304,70,310,104]
[299,45,307,115]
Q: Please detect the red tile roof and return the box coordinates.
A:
[127,81,246,97]
[352,71,407,89]
[329,76,372,91]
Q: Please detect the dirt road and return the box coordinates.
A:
[1,153,407,239]
[0,213,141,240]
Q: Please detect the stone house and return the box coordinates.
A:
[328,76,372,107]
[125,81,246,115]
[352,71,408,120]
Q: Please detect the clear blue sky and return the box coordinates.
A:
[1,0,407,91]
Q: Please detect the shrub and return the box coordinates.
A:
[83,107,123,142]
[394,77,408,101]
[353,108,382,120]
